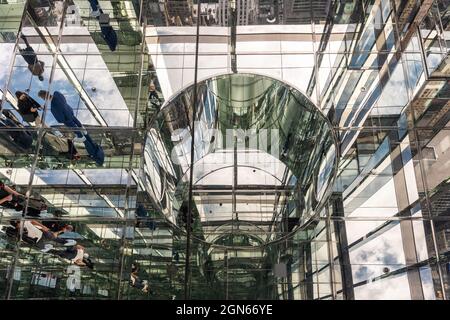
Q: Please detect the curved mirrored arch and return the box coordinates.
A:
[204,219,268,246]
[142,73,338,247]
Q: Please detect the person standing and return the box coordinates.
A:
[10,219,76,250]
[37,90,86,142]
[15,91,42,124]
[148,82,161,108]
[37,90,104,166]
[88,0,117,52]
[0,182,23,210]
[48,244,94,269]
[18,35,45,81]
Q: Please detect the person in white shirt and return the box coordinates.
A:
[13,220,76,251]
[130,262,150,293]
[48,244,94,269]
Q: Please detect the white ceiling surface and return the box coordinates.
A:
[191,150,291,223]
[145,25,349,104]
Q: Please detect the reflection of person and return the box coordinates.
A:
[11,219,76,250]
[0,182,22,204]
[0,182,23,211]
[38,91,104,166]
[88,0,101,16]
[136,204,157,230]
[42,220,73,234]
[15,91,42,123]
[65,139,81,160]
[88,0,117,51]
[37,90,86,142]
[0,184,51,217]
[148,83,161,108]
[42,132,81,161]
[49,244,94,269]
[205,9,216,26]
[0,110,33,150]
[26,0,51,25]
[18,35,44,81]
[99,23,118,52]
[130,262,150,293]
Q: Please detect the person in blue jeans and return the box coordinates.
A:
[88,0,100,15]
[37,90,105,166]
[37,90,86,142]
[87,0,117,51]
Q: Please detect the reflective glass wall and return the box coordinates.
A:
[0,0,449,300]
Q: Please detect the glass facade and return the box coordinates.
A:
[0,0,448,300]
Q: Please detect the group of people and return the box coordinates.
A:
[12,42,105,165]
[130,262,155,294]
[12,87,104,165]
[0,182,165,293]
[88,0,118,52]
[25,0,117,51]
[10,0,120,165]
[5,219,94,269]
[19,1,117,84]
[0,181,94,269]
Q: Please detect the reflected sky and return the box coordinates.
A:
[6,26,133,127]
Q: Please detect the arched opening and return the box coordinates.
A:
[142,73,338,247]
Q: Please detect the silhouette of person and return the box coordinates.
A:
[18,35,44,81]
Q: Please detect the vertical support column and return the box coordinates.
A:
[285,241,294,300]
[408,107,447,300]
[116,0,148,300]
[303,241,314,299]
[229,0,237,73]
[6,0,69,299]
[184,0,202,300]
[331,193,355,300]
[2,1,28,300]
[325,206,337,300]
[387,130,425,300]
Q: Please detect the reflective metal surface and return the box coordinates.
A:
[0,0,448,300]
[144,73,337,246]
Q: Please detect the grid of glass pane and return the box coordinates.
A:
[0,0,448,300]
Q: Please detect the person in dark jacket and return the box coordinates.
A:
[88,0,101,16]
[148,83,161,108]
[37,90,104,166]
[37,90,86,141]
[15,91,42,123]
[0,182,24,212]
[82,133,105,166]
[48,244,94,269]
[18,35,44,81]
[130,262,150,293]
[100,24,118,52]
[10,220,77,251]
[88,0,118,51]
